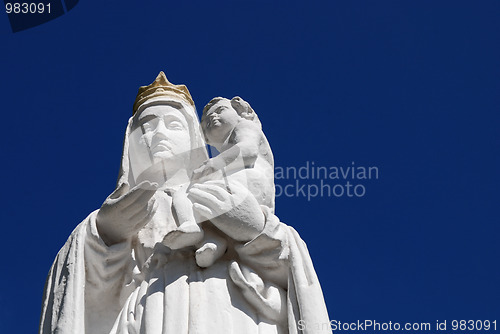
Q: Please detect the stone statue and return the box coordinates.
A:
[163,95,275,268]
[39,72,332,334]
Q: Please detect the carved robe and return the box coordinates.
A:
[40,110,331,334]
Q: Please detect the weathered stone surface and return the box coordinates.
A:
[39,72,331,334]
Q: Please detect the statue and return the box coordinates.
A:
[39,72,332,334]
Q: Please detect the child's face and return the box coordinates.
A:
[202,100,240,145]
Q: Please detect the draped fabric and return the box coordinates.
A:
[40,209,331,334]
[40,99,332,334]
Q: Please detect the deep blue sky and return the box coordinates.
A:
[1,1,499,332]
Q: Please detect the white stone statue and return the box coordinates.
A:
[39,72,332,334]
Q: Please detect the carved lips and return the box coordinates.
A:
[151,140,172,155]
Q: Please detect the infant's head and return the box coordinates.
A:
[201,96,258,146]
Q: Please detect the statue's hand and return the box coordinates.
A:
[229,261,286,324]
[188,180,264,242]
[96,181,158,246]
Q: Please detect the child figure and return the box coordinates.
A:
[163,97,275,268]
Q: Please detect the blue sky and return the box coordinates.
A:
[1,1,499,332]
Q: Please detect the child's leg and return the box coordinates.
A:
[163,188,204,250]
[195,228,228,268]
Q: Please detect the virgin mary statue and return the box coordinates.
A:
[39,72,332,334]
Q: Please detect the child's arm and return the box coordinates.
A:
[230,120,262,168]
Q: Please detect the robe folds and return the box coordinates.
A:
[39,207,332,334]
[40,106,332,334]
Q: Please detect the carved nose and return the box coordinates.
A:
[153,119,169,137]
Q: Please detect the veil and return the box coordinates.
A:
[116,96,208,189]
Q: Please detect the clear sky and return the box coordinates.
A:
[1,1,499,332]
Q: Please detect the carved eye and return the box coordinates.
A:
[167,120,184,130]
[215,106,227,114]
[141,122,153,133]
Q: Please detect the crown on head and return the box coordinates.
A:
[133,71,195,114]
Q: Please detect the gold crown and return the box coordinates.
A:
[133,71,195,114]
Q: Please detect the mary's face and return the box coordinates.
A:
[128,104,192,183]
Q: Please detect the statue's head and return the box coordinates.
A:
[124,72,207,187]
[201,96,259,148]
